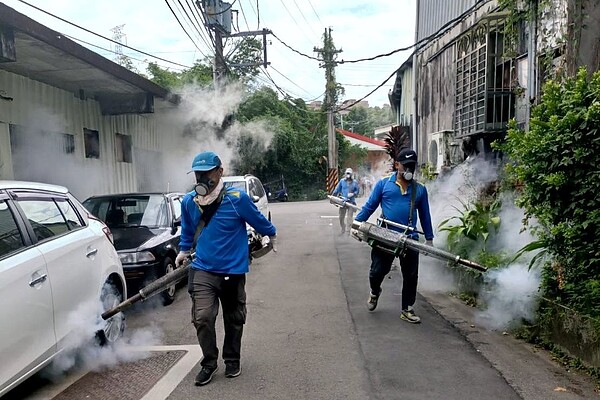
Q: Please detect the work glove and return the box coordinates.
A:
[175,250,191,267]
[348,192,355,198]
[269,235,278,253]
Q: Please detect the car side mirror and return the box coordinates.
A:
[171,217,181,235]
[252,195,260,203]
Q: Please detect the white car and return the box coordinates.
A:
[0,181,127,397]
[223,174,271,221]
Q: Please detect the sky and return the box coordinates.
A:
[3,0,416,107]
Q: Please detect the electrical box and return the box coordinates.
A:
[203,0,232,34]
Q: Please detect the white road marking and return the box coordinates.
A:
[139,345,202,400]
[30,345,201,400]
[320,216,339,219]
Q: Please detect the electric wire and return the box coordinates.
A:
[291,0,318,37]
[276,0,315,46]
[269,66,316,97]
[65,34,186,72]
[238,0,251,31]
[181,0,215,52]
[165,0,210,58]
[334,0,489,111]
[306,0,324,27]
[273,0,488,66]
[271,32,321,61]
[15,0,192,69]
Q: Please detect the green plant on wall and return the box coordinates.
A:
[438,197,502,258]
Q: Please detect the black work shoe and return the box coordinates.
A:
[225,362,241,378]
[195,365,218,386]
[367,290,381,311]
[401,306,421,324]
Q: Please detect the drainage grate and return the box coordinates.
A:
[53,350,187,400]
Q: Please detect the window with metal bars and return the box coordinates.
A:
[455,19,517,137]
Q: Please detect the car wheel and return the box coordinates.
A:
[96,282,125,346]
[161,256,176,306]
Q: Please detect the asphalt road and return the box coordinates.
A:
[129,199,519,400]
[12,200,598,399]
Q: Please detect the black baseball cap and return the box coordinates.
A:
[396,148,418,165]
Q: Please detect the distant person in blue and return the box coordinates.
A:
[176,151,277,386]
[354,148,434,323]
[332,167,360,235]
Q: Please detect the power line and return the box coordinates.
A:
[181,0,215,52]
[165,0,209,58]
[277,0,315,46]
[269,66,317,98]
[15,0,192,69]
[238,0,251,31]
[307,0,324,27]
[291,0,318,37]
[271,32,321,61]
[334,0,489,111]
[65,34,186,72]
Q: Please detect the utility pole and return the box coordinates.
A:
[199,0,271,88]
[314,28,342,194]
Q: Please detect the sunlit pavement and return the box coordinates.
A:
[7,200,599,399]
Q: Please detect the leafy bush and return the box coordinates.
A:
[498,68,600,318]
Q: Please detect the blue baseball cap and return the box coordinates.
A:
[190,151,222,172]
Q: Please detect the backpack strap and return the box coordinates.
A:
[194,187,227,244]
[407,180,416,228]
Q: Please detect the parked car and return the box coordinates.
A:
[223,174,271,221]
[0,180,127,397]
[264,175,289,202]
[223,175,272,263]
[82,192,184,305]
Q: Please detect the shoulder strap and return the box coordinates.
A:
[193,187,227,244]
[408,180,417,227]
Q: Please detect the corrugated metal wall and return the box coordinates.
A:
[0,69,159,200]
[417,0,480,41]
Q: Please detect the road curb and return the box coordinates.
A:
[421,290,599,399]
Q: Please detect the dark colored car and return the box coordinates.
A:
[83,192,184,305]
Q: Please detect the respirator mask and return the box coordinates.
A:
[194,173,217,196]
[401,164,415,181]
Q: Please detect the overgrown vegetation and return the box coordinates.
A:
[497,67,600,321]
[144,36,367,200]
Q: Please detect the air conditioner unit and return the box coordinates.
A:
[427,130,461,174]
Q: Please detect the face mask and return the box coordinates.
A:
[346,173,352,179]
[402,166,414,181]
[195,173,216,196]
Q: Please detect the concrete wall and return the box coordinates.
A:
[0,69,161,200]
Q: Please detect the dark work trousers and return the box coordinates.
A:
[339,206,355,233]
[188,268,247,369]
[369,246,419,310]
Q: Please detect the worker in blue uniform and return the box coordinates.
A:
[354,148,434,323]
[176,151,276,385]
[332,167,360,235]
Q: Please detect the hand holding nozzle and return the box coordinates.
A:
[175,250,191,267]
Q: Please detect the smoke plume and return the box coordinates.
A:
[43,297,162,380]
[419,156,542,330]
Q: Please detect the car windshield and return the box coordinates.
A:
[83,194,168,228]
[224,180,247,192]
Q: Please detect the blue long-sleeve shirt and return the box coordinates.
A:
[355,172,434,240]
[332,178,360,204]
[179,187,276,274]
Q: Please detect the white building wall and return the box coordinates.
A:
[0,69,159,200]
